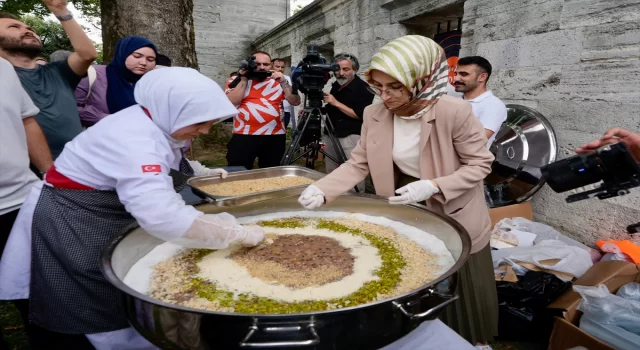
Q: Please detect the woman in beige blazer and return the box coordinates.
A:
[298,36,498,346]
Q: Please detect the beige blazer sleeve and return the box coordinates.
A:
[431,102,494,203]
[313,114,372,202]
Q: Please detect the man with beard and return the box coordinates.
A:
[0,0,97,159]
[272,58,296,129]
[225,51,300,169]
[453,56,507,147]
[323,53,373,190]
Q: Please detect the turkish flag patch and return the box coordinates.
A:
[142,164,162,173]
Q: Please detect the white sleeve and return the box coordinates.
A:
[114,148,203,241]
[477,101,507,133]
[20,82,39,119]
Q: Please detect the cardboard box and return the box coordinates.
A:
[488,201,533,227]
[547,261,640,350]
[490,201,534,282]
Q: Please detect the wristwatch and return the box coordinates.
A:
[56,12,74,21]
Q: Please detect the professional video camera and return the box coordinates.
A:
[541,143,640,233]
[292,44,339,108]
[282,44,357,193]
[228,55,272,89]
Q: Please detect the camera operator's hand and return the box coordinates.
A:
[238,69,248,77]
[576,128,640,163]
[323,93,337,106]
[270,71,285,83]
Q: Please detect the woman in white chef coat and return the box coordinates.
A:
[0,67,264,349]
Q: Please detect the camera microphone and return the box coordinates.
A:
[228,59,250,89]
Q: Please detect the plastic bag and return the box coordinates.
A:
[494,218,602,262]
[496,271,572,341]
[492,240,593,279]
[579,316,640,350]
[601,252,634,263]
[617,282,640,302]
[574,284,640,335]
[491,219,536,249]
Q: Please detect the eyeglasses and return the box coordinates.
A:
[367,85,405,98]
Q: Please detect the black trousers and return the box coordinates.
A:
[0,210,94,350]
[226,134,286,170]
[0,209,19,258]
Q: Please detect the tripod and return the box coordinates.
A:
[281,99,348,170]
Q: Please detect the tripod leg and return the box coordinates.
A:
[321,111,361,193]
[281,111,311,166]
[306,146,318,169]
[323,113,349,163]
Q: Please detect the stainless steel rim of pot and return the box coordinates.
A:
[100,193,472,318]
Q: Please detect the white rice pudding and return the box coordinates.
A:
[124,211,455,305]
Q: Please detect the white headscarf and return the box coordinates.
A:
[133,67,238,148]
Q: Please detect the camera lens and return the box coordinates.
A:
[541,143,640,194]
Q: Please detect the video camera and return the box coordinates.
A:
[541,143,640,232]
[228,55,272,89]
[292,44,339,108]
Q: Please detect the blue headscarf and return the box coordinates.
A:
[106,36,158,114]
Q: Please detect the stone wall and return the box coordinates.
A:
[193,0,288,85]
[251,0,431,76]
[461,0,640,243]
[250,0,640,244]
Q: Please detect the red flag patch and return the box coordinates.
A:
[142,164,162,173]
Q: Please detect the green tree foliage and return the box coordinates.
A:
[292,4,304,14]
[21,14,74,59]
[0,0,99,18]
[95,42,103,63]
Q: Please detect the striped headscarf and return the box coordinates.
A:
[366,35,449,119]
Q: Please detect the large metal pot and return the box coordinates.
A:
[101,194,471,350]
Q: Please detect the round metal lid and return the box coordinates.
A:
[484,104,558,208]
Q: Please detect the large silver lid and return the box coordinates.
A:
[484,104,558,208]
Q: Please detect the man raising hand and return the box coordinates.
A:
[0,0,98,159]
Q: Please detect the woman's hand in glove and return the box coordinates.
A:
[188,160,228,178]
[388,180,440,205]
[174,213,264,249]
[298,185,325,209]
[202,168,228,178]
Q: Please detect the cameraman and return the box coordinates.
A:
[225,51,300,169]
[323,53,374,189]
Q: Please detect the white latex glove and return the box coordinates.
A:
[188,160,228,178]
[173,213,264,249]
[388,180,440,205]
[298,185,325,210]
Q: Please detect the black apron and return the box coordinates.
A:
[29,159,194,334]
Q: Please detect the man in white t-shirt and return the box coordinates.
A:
[453,56,507,147]
[273,58,296,129]
[0,56,52,348]
[0,56,53,250]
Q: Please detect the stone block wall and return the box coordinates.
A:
[249,0,640,244]
[461,0,640,244]
[252,0,424,78]
[193,0,288,86]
